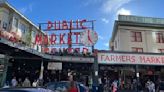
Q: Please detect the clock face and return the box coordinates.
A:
[80,29,98,46]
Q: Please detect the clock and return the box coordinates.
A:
[80,29,98,46]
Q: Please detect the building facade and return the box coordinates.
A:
[0,0,95,87]
[110,15,164,53]
[0,0,43,52]
[104,15,164,90]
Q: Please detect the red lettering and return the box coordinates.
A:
[54,21,60,30]
[101,55,105,61]
[116,55,122,61]
[62,20,68,29]
[60,33,65,44]
[74,32,80,44]
[155,57,160,63]
[122,56,126,62]
[35,34,42,45]
[47,21,53,30]
[43,35,49,45]
[50,33,57,44]
[70,20,74,29]
[131,56,136,63]
[146,57,152,63]
[111,55,115,61]
[105,56,111,61]
[140,56,146,63]
[126,56,131,62]
[76,20,79,29]
[80,19,87,29]
[67,33,72,45]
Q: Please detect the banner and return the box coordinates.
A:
[98,52,164,65]
[47,62,62,70]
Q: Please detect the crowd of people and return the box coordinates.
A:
[3,77,43,88]
[99,77,162,92]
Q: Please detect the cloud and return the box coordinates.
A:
[101,18,109,24]
[19,3,33,14]
[117,8,131,15]
[82,0,102,6]
[102,0,132,13]
[98,35,104,40]
[104,42,109,47]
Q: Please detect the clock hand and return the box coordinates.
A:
[87,30,93,43]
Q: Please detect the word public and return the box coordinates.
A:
[47,19,87,30]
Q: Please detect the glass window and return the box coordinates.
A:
[13,18,18,28]
[20,23,26,34]
[131,31,142,42]
[2,22,7,30]
[156,33,164,43]
[132,47,143,52]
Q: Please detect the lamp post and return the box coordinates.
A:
[91,21,99,92]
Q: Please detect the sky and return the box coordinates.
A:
[6,0,164,50]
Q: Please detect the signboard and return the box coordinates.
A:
[47,62,62,70]
[98,52,164,65]
[35,19,98,54]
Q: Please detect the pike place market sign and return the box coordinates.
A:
[98,52,164,65]
[35,19,98,54]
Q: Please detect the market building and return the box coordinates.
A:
[98,15,164,89]
[0,0,97,87]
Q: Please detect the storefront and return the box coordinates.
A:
[98,51,164,89]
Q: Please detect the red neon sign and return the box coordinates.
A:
[47,19,87,30]
[35,32,80,45]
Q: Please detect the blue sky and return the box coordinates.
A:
[7,0,164,50]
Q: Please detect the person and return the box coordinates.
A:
[68,81,78,92]
[32,79,38,87]
[22,77,31,87]
[17,78,23,87]
[146,79,151,91]
[11,77,18,87]
[148,81,155,92]
[112,80,118,92]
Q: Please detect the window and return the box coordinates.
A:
[13,18,18,28]
[158,49,164,53]
[156,33,164,43]
[132,47,143,52]
[2,22,7,30]
[20,24,26,34]
[131,31,142,42]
